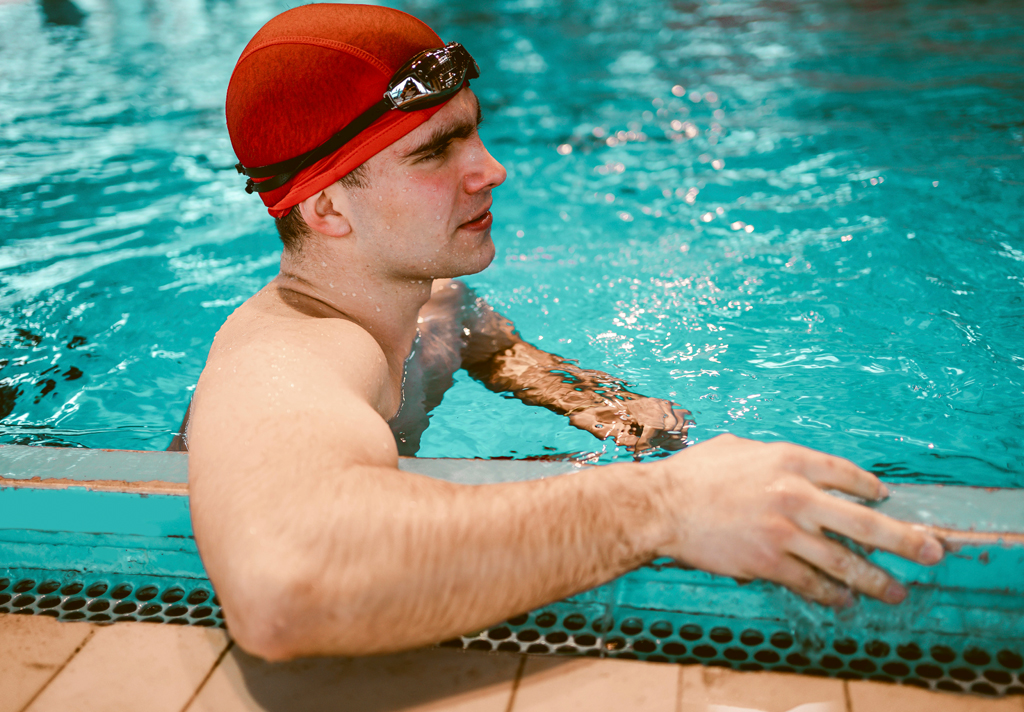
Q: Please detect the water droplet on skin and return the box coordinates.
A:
[321,261,326,267]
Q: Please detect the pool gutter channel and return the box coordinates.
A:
[2,445,1023,696]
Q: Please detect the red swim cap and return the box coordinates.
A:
[226,4,449,217]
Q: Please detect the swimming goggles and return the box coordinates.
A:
[236,42,479,194]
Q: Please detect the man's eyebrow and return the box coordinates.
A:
[400,98,485,161]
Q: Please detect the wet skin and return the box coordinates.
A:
[185,88,945,661]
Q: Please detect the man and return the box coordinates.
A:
[187,4,944,661]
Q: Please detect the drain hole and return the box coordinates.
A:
[724,648,747,661]
[833,639,857,655]
[710,627,733,644]
[787,653,810,666]
[60,583,83,596]
[915,664,943,679]
[526,643,549,654]
[64,611,86,620]
[38,596,61,609]
[0,578,8,592]
[518,630,540,642]
[487,626,512,640]
[882,662,910,676]
[821,656,843,670]
[864,640,890,658]
[633,639,657,653]
[740,630,764,647]
[38,581,61,595]
[13,580,36,594]
[575,634,597,647]
[497,641,520,652]
[930,645,955,663]
[897,643,923,661]
[754,650,780,664]
[999,651,1024,669]
[166,618,189,625]
[663,642,687,656]
[61,598,86,611]
[507,614,528,626]
[0,594,10,606]
[165,605,188,617]
[649,621,673,638]
[693,645,717,658]
[971,682,997,696]
[546,631,568,644]
[110,584,133,600]
[620,618,643,635]
[534,612,556,628]
[964,648,991,666]
[87,600,110,613]
[467,640,492,651]
[161,588,184,604]
[563,614,586,631]
[850,659,876,674]
[139,604,162,617]
[770,632,794,649]
[113,602,137,615]
[87,614,111,622]
[187,589,210,605]
[985,670,1012,685]
[13,595,35,608]
[135,586,159,602]
[949,667,976,682]
[679,624,703,641]
[605,637,626,651]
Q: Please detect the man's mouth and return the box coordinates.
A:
[460,202,493,230]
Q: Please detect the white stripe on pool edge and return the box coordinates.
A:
[709,703,842,712]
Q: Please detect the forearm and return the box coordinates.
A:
[466,339,645,416]
[213,460,667,660]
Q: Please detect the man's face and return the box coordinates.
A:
[342,89,507,281]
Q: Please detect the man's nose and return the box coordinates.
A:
[465,140,507,193]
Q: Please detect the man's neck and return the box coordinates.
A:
[274,251,433,377]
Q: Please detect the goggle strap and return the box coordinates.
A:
[239,99,390,194]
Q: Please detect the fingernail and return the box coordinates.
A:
[919,538,944,565]
[884,582,907,604]
[877,483,890,499]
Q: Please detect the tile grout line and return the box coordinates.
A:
[178,638,235,712]
[842,680,853,712]
[503,654,528,712]
[17,624,97,712]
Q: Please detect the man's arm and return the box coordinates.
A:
[188,316,943,663]
[459,290,689,452]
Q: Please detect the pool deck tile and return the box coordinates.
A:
[0,615,95,712]
[3,614,1023,712]
[847,678,1024,712]
[512,655,678,711]
[185,645,520,712]
[22,620,229,712]
[681,665,847,712]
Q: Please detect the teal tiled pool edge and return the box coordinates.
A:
[2,444,1023,696]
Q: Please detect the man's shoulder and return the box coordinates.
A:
[200,302,391,407]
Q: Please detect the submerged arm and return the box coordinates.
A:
[460,295,690,453]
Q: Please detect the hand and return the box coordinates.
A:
[650,434,945,606]
[569,397,690,453]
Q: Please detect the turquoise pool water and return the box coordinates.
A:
[0,0,1021,485]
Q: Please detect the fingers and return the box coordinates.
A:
[780,443,886,501]
[807,491,945,566]
[788,531,905,603]
[770,554,855,608]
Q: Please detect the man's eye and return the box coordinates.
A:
[423,142,451,161]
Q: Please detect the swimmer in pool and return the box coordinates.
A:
[186,4,944,660]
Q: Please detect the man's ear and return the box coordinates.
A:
[297,184,353,238]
